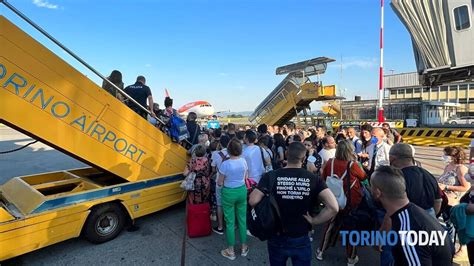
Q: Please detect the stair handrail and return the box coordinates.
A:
[0,0,164,126]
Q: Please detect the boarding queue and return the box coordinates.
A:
[102,72,473,266]
[177,119,473,266]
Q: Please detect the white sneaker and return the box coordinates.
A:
[347,255,359,266]
[315,249,323,261]
[246,230,254,237]
[241,247,249,257]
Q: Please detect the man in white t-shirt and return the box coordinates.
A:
[242,130,269,184]
[210,137,230,235]
[367,127,392,172]
[318,136,336,166]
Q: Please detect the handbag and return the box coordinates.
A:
[180,172,196,191]
[245,178,257,193]
[260,147,273,173]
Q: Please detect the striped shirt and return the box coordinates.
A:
[390,203,452,266]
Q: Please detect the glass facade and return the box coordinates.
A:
[387,83,474,116]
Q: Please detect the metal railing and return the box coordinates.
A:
[0,0,164,126]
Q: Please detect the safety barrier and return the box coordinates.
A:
[400,128,474,148]
[332,121,404,129]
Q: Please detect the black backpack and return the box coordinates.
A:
[272,146,285,170]
[247,171,283,241]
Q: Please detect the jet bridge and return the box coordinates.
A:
[391,0,474,85]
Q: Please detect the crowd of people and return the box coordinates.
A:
[183,120,474,266]
[100,71,474,265]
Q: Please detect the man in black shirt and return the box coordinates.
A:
[186,112,201,145]
[315,125,327,153]
[249,142,338,266]
[389,143,442,217]
[124,76,155,118]
[371,166,453,266]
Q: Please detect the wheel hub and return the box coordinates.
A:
[95,212,118,236]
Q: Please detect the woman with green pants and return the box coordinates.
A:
[218,139,249,260]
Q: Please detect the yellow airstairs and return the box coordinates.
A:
[249,57,342,126]
[0,16,187,182]
[0,3,188,260]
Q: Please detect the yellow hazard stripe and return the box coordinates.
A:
[400,128,474,148]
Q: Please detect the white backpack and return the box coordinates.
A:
[326,159,356,209]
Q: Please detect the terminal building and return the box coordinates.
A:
[341,0,474,126]
[340,72,474,125]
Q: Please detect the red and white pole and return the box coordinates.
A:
[378,0,385,122]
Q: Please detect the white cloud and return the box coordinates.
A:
[218,72,228,76]
[32,0,59,9]
[145,64,152,68]
[330,57,377,70]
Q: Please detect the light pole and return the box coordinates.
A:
[377,0,385,122]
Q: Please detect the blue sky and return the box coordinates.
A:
[1,0,416,112]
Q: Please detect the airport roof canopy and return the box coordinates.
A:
[391,0,451,72]
[275,57,335,77]
[391,0,474,85]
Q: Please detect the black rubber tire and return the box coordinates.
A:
[83,203,125,244]
[451,121,457,125]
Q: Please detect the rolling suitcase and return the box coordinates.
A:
[186,200,211,238]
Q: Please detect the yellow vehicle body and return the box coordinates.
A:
[0,16,188,261]
[0,168,186,261]
[322,101,341,116]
